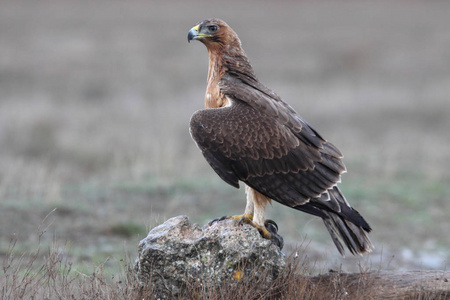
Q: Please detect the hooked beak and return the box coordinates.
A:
[187,25,200,43]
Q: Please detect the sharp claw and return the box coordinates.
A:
[208,218,219,226]
[209,215,284,249]
[270,232,284,250]
[208,216,227,226]
[237,216,250,226]
[265,219,279,233]
[264,219,283,249]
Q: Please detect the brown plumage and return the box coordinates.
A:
[187,19,373,256]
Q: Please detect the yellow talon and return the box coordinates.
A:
[216,214,272,238]
[257,226,272,239]
[233,215,272,239]
[226,214,253,221]
[210,214,284,249]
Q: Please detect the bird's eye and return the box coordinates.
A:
[208,25,218,32]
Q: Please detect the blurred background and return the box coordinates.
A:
[0,0,449,274]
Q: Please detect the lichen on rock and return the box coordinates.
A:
[135,215,285,298]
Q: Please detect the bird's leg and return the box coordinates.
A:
[238,186,284,249]
[208,186,284,249]
[239,187,270,238]
[227,187,256,222]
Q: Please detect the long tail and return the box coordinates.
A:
[320,187,373,256]
[294,186,373,256]
[322,210,373,257]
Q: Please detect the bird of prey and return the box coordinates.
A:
[187,19,373,256]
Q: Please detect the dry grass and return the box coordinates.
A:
[0,229,361,300]
[2,219,447,299]
[4,241,445,300]
[1,238,140,299]
[1,211,139,300]
[0,215,326,299]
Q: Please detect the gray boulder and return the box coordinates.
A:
[135,215,286,299]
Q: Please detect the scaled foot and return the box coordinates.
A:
[209,214,284,250]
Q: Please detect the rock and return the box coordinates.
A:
[135,215,286,299]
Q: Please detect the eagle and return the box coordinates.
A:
[187,19,373,256]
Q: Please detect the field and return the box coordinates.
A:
[1,0,449,295]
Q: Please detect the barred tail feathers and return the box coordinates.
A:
[322,210,373,256]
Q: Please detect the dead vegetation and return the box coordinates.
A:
[1,214,139,300]
[0,235,340,300]
[2,228,449,300]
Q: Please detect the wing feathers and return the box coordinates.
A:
[190,98,346,203]
[202,150,240,188]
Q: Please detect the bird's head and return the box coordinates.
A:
[187,19,241,53]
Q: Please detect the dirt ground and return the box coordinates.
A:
[0,0,449,274]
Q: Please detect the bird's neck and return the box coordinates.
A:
[205,48,256,109]
[205,51,228,108]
